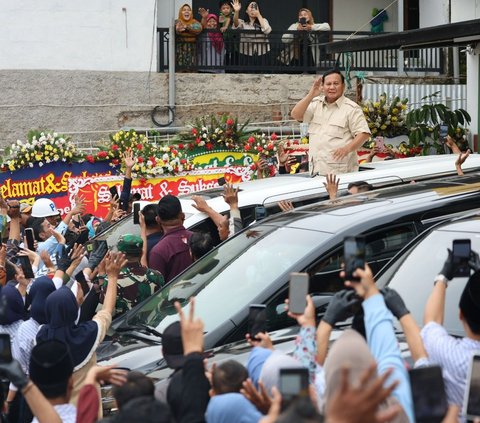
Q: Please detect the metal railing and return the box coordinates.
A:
[157,28,445,74]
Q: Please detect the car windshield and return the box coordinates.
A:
[124,225,330,333]
[379,227,480,337]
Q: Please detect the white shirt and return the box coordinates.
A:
[32,403,76,423]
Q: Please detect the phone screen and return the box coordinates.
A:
[344,236,366,282]
[439,124,448,142]
[288,272,309,314]
[25,228,35,251]
[465,355,480,419]
[0,334,12,363]
[18,255,35,279]
[279,368,309,410]
[248,304,267,340]
[133,203,141,225]
[409,366,448,423]
[255,206,267,221]
[452,239,471,278]
[109,186,119,200]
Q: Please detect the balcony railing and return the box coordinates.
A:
[157,28,444,74]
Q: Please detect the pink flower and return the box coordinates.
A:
[271,133,278,141]
[192,128,198,135]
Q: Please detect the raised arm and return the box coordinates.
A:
[102,252,127,315]
[232,0,241,27]
[291,78,322,121]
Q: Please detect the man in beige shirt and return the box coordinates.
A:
[291,70,371,175]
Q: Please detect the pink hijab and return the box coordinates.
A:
[206,14,224,54]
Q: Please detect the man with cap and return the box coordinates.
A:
[149,195,193,283]
[97,234,164,317]
[422,250,480,408]
[29,340,76,423]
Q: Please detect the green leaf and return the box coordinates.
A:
[458,109,471,124]
[455,110,464,126]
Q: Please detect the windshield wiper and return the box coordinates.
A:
[115,323,163,339]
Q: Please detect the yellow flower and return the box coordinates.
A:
[380,125,387,130]
[392,108,398,114]
[391,116,398,122]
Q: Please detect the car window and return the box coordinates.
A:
[308,224,417,293]
[124,226,331,334]
[382,228,480,337]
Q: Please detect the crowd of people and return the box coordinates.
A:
[175,1,330,71]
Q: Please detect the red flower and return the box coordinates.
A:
[188,143,194,150]
[244,144,251,151]
[248,136,255,144]
[192,128,198,135]
[195,137,201,145]
[136,143,143,151]
[293,140,299,145]
[112,159,119,165]
[178,143,184,150]
[171,149,178,156]
[137,157,144,163]
[266,143,274,150]
[86,155,95,163]
[226,118,234,126]
[97,151,107,159]
[257,146,264,153]
[180,159,187,164]
[270,133,278,141]
[112,144,119,151]
[206,142,213,150]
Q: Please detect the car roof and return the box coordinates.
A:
[181,155,480,226]
[250,173,480,233]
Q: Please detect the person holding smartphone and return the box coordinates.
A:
[422,250,480,409]
[281,8,330,68]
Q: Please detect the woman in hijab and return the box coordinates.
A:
[175,4,203,71]
[0,284,27,342]
[198,13,225,73]
[7,277,56,423]
[36,252,127,408]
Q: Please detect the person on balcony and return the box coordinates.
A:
[197,11,225,73]
[175,4,203,72]
[291,69,371,176]
[281,8,330,69]
[232,0,271,70]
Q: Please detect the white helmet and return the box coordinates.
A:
[31,198,60,218]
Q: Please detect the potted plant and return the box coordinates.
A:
[406,92,471,154]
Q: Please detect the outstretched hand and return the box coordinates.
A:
[323,173,339,200]
[175,297,204,355]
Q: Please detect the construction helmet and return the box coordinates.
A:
[31,198,60,218]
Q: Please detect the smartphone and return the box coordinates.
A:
[344,236,366,282]
[218,177,226,186]
[299,17,307,26]
[133,202,141,225]
[251,2,258,10]
[25,228,35,251]
[279,368,309,410]
[452,239,471,278]
[463,353,480,420]
[408,366,448,423]
[248,304,267,340]
[439,124,448,143]
[288,272,309,314]
[109,186,119,200]
[0,334,12,363]
[375,136,386,152]
[18,255,34,279]
[75,271,91,296]
[254,206,267,221]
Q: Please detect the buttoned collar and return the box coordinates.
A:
[321,94,346,108]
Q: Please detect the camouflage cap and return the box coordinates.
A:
[117,234,143,255]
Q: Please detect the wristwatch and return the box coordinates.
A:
[434,274,448,287]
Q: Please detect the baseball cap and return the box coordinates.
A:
[117,234,143,255]
[20,203,32,214]
[161,321,185,369]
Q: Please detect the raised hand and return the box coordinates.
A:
[232,0,241,13]
[105,252,127,279]
[175,297,205,355]
[309,77,323,98]
[223,184,239,207]
[122,148,136,169]
[278,200,294,212]
[323,173,339,200]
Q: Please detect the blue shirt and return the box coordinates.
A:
[363,293,414,423]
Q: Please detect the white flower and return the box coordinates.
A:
[38,162,43,167]
[201,126,207,131]
[11,144,16,149]
[162,153,169,161]
[202,134,207,138]
[29,163,34,168]
[16,140,22,146]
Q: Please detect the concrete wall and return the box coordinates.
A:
[0,70,319,147]
[0,0,156,72]
[419,0,449,27]
[158,1,192,28]
[451,0,480,22]
[332,0,398,32]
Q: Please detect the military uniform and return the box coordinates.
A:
[303,95,370,176]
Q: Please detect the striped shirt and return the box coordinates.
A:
[421,321,480,406]
[32,403,76,423]
[12,318,40,374]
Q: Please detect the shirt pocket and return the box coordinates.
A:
[326,117,347,139]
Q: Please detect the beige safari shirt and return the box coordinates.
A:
[303,95,370,175]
